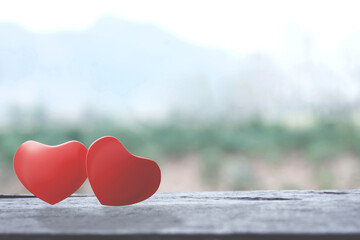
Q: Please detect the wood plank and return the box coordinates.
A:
[1,190,360,239]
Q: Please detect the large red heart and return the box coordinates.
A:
[87,136,161,206]
[13,141,87,204]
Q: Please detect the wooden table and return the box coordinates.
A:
[1,190,360,239]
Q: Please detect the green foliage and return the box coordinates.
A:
[1,117,360,188]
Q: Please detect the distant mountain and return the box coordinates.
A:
[0,17,242,121]
[1,17,360,123]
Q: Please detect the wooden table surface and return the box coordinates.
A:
[1,190,360,239]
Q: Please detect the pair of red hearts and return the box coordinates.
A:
[13,136,161,205]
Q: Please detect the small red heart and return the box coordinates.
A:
[13,141,87,204]
[87,136,161,206]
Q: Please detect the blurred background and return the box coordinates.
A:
[1,0,360,194]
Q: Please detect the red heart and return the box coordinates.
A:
[13,141,87,204]
[87,136,161,206]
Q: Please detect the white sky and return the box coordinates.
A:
[0,0,360,53]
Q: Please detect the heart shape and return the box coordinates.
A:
[13,141,87,204]
[87,136,161,206]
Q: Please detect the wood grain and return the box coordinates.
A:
[1,190,360,239]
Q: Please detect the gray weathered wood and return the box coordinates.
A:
[1,190,360,239]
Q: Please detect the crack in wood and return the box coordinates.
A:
[321,191,349,195]
[179,196,301,201]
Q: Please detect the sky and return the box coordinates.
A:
[1,0,360,54]
[1,0,360,122]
